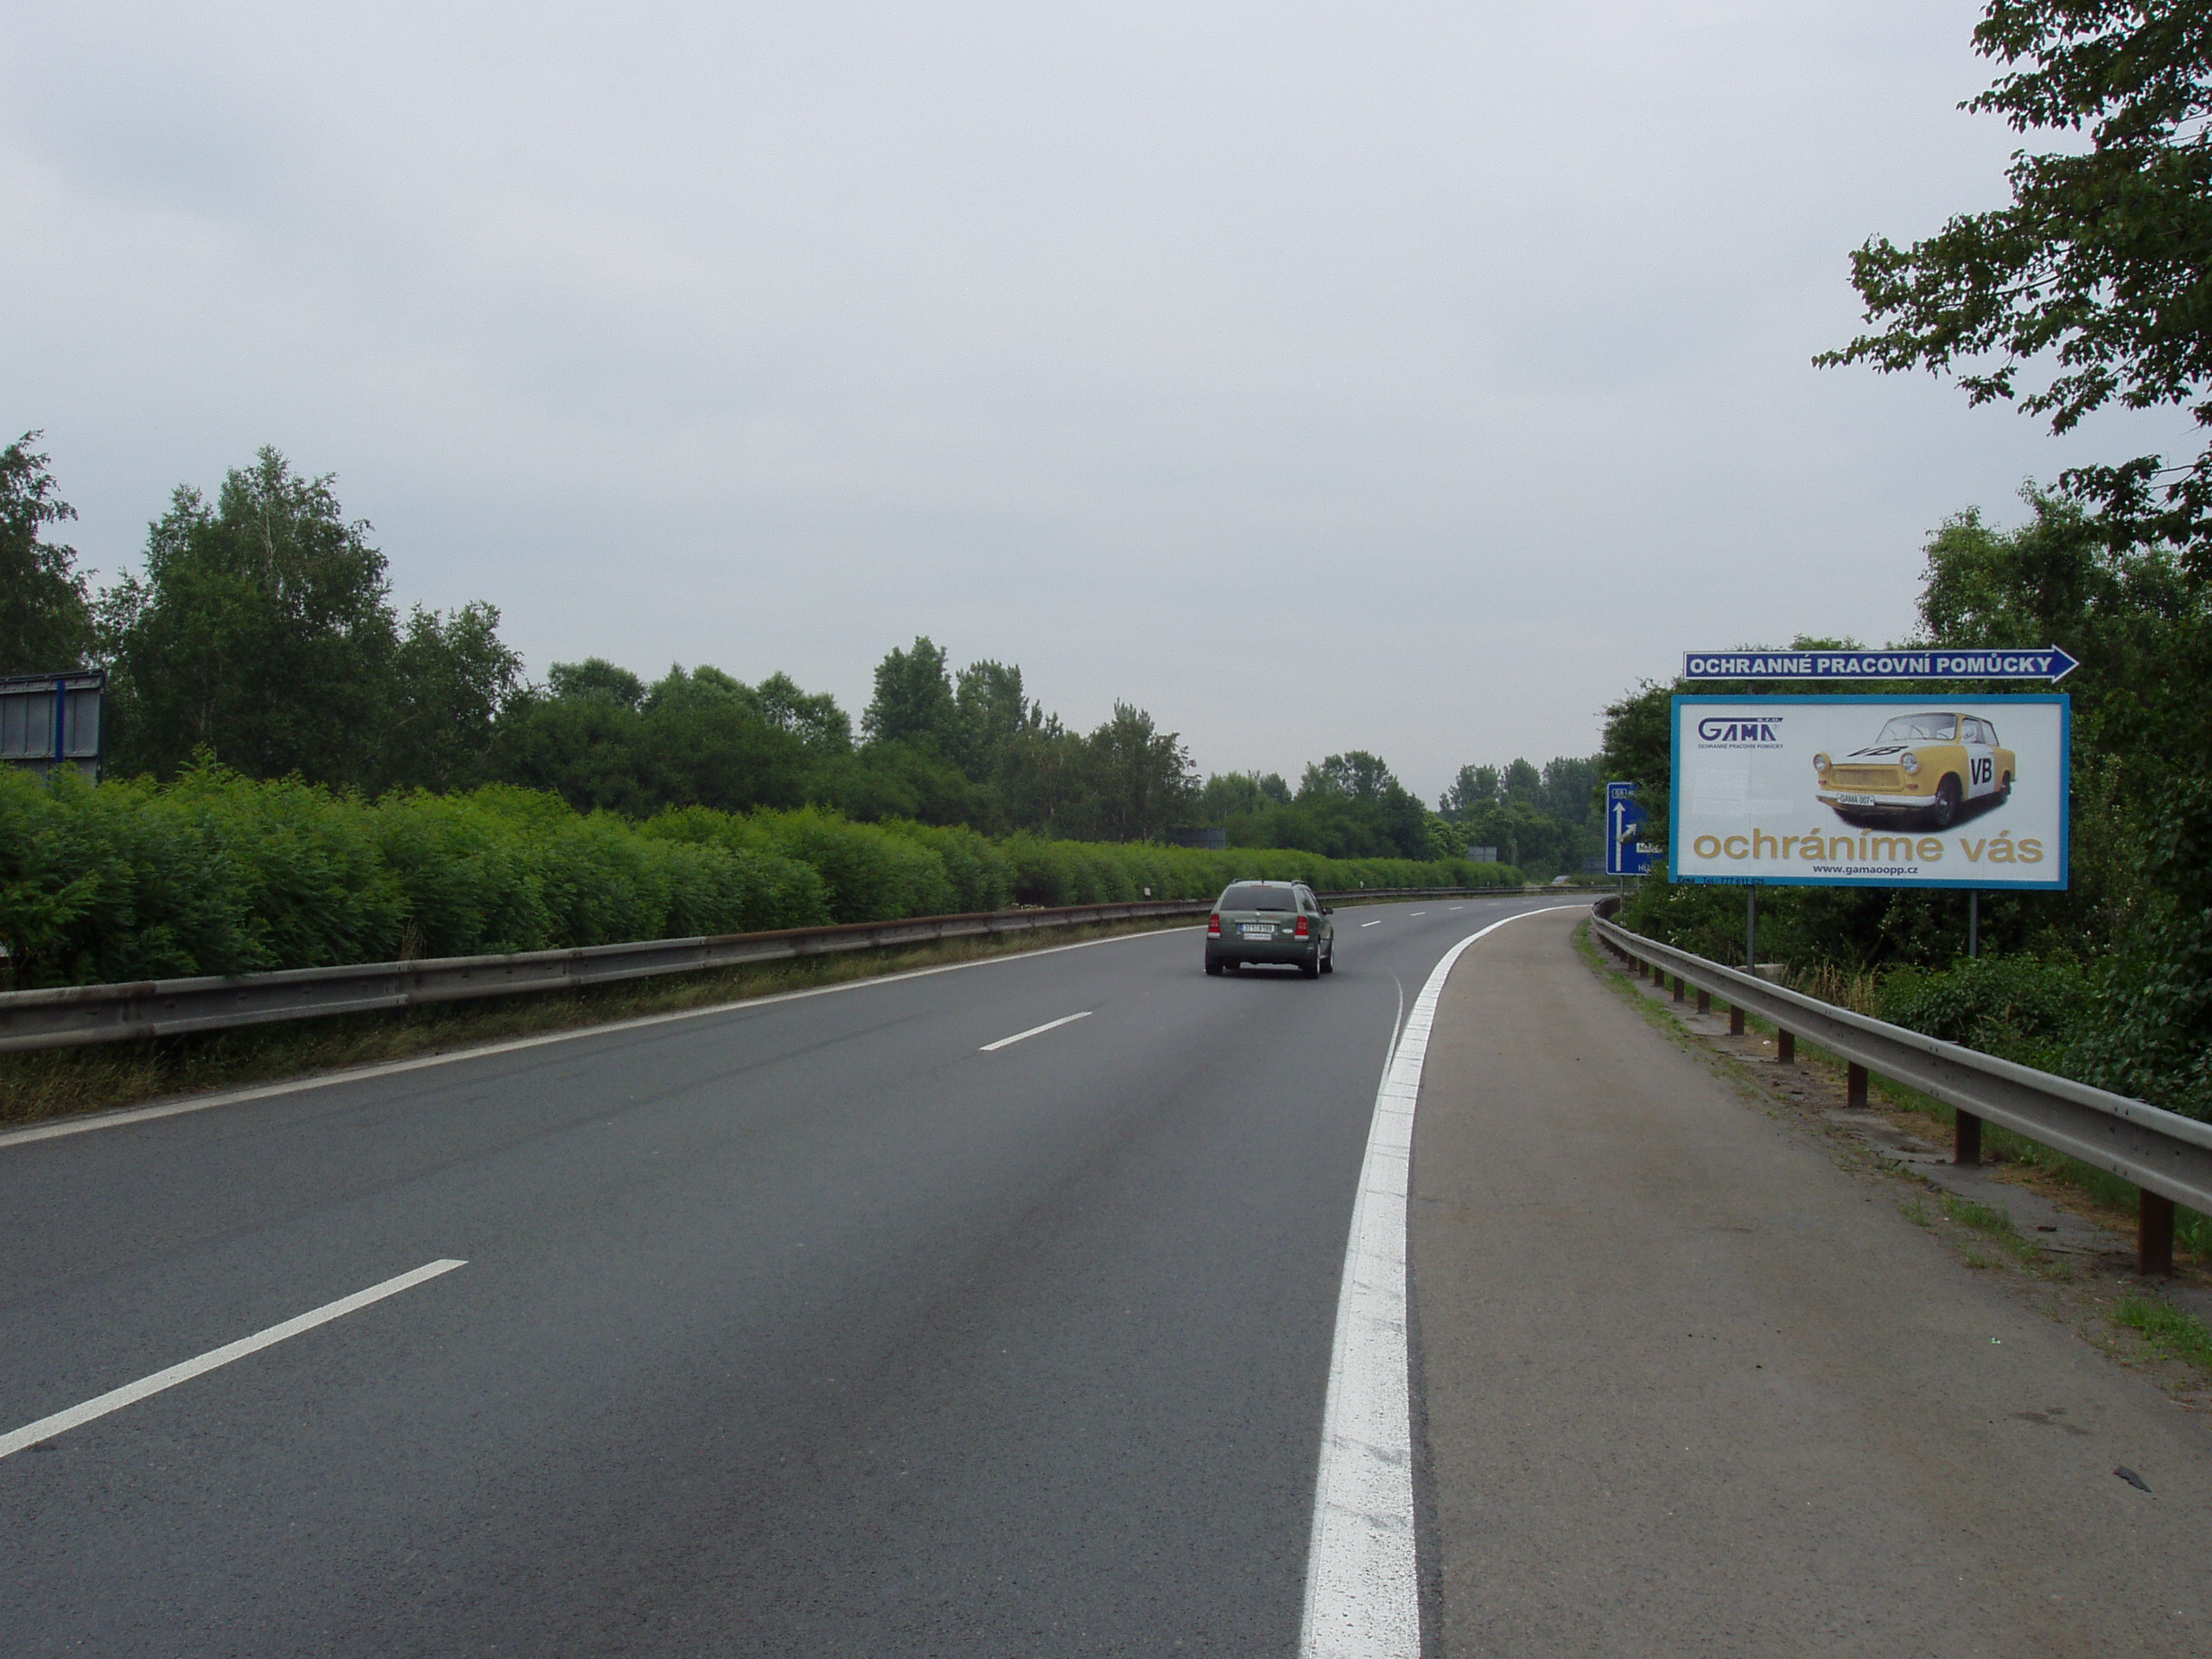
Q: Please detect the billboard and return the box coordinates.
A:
[0,670,105,782]
[1669,695,2069,890]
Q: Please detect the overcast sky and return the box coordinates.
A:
[5,2,2191,800]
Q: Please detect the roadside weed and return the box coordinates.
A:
[2112,1293,2212,1373]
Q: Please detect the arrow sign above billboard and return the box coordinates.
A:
[1681,647,2078,683]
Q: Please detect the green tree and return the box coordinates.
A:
[1539,755,1600,825]
[753,671,852,753]
[1439,764,1499,818]
[1501,758,1542,809]
[1237,752,1441,861]
[1198,771,1289,822]
[822,739,995,827]
[950,658,1033,782]
[1908,490,2212,1111]
[99,448,401,785]
[1818,1,2212,557]
[546,658,645,708]
[1084,702,1197,842]
[637,666,812,814]
[495,660,818,816]
[1426,812,1468,859]
[1300,751,1398,804]
[0,433,95,676]
[863,637,958,752]
[386,601,524,791]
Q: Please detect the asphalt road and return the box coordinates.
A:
[0,893,1568,1657]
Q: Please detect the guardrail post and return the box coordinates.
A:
[1585,914,2212,1244]
[2139,1192,2176,1276]
[1670,974,1684,1001]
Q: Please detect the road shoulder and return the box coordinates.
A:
[1409,906,2212,1657]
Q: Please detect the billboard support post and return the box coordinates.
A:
[1745,886,1758,972]
[1968,892,1980,960]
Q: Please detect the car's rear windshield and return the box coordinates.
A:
[1219,884,1296,911]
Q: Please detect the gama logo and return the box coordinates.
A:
[1694,715,1785,747]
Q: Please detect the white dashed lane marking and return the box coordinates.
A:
[980,1012,1092,1052]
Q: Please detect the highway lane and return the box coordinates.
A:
[0,893,1569,1656]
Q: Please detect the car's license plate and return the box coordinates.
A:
[1241,925,1274,938]
[1836,793,1878,805]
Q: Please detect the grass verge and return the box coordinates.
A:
[1588,931,2212,1268]
[1713,996,2212,1269]
[2113,1292,2212,1374]
[1898,1192,2056,1272]
[1859,1077,2212,1268]
[0,918,1196,1129]
[1940,1192,2066,1274]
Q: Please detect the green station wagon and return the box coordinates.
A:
[1205,880,1335,977]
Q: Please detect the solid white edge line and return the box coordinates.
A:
[0,1258,467,1460]
[0,925,1200,1154]
[979,1011,1092,1052]
[1299,904,1585,1659]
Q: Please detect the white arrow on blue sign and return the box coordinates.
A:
[1681,646,2078,682]
[1605,781,1657,876]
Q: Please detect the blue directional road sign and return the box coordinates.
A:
[1605,781,1658,876]
[1681,646,2078,683]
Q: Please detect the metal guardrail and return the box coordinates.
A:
[0,884,1557,1057]
[1589,905,2212,1274]
[0,899,1215,1054]
[1329,885,1572,901]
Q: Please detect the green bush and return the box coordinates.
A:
[0,768,1529,989]
[372,789,559,956]
[1876,954,2090,1074]
[744,808,957,923]
[0,764,405,983]
[883,821,1014,912]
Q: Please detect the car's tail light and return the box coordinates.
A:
[1208,913,1221,936]
[1295,916,1310,938]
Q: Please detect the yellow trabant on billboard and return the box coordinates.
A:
[1813,710,2018,830]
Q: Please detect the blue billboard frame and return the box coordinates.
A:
[1667,693,2070,891]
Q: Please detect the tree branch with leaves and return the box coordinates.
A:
[1817,1,2212,558]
